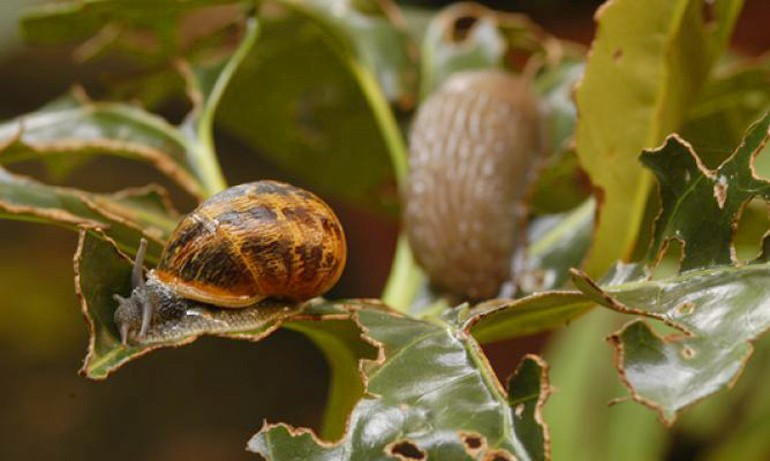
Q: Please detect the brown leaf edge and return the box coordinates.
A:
[248,309,552,460]
[73,229,313,380]
[0,100,205,200]
[0,169,170,249]
[567,268,752,426]
[604,320,759,426]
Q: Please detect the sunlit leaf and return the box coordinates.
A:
[575,0,743,277]
[249,308,551,460]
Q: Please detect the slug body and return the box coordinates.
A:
[114,180,346,344]
[404,70,542,300]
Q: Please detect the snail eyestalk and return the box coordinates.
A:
[113,239,153,345]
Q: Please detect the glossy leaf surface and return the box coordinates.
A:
[249,308,551,460]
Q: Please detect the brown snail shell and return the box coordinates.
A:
[113,180,346,344]
[404,70,542,300]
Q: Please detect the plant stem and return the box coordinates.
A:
[381,235,424,312]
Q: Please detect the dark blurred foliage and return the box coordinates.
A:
[0,0,769,459]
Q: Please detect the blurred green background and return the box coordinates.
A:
[1,1,769,460]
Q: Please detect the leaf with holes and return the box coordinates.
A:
[559,113,770,424]
[575,0,743,277]
[249,308,551,460]
[0,89,203,198]
[641,112,770,269]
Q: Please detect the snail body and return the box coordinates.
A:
[114,180,346,344]
[404,70,542,300]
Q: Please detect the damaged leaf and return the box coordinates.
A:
[575,0,743,276]
[0,168,176,260]
[641,112,770,270]
[249,309,551,460]
[0,89,204,198]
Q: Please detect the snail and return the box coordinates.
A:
[113,180,347,345]
[404,70,543,300]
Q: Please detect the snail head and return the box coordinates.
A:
[113,239,153,345]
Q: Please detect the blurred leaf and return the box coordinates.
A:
[249,308,551,460]
[75,230,310,379]
[419,2,558,99]
[680,57,770,168]
[575,0,743,277]
[420,2,508,98]
[0,168,176,260]
[0,89,204,198]
[641,113,770,269]
[21,0,244,63]
[285,315,379,440]
[531,59,589,213]
[217,0,413,214]
[544,309,666,461]
[179,16,260,194]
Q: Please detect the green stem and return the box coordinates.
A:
[190,18,261,197]
[381,235,424,313]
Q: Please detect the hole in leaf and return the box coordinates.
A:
[458,431,487,456]
[483,449,517,461]
[734,197,770,262]
[674,301,696,317]
[451,15,479,42]
[386,439,427,460]
[680,345,697,360]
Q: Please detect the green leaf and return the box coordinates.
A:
[285,315,379,440]
[641,112,770,269]
[680,57,770,168]
[74,230,307,379]
[544,310,667,461]
[575,0,743,276]
[217,0,412,214]
[179,16,260,195]
[570,263,770,424]
[419,2,508,98]
[0,168,176,260]
[21,0,244,63]
[249,309,551,460]
[0,89,204,198]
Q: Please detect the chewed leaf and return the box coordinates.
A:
[575,0,742,277]
[75,231,305,379]
[0,90,203,198]
[570,264,770,425]
[0,168,176,261]
[249,309,551,460]
[642,112,770,270]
